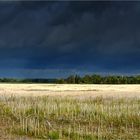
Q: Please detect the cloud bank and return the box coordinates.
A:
[0,1,140,77]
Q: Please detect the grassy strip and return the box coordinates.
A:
[0,96,140,139]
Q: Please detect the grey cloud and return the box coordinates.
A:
[0,1,140,76]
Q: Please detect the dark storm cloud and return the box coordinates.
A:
[0,1,140,77]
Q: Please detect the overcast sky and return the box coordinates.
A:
[0,1,140,78]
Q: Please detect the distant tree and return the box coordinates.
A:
[91,74,102,84]
[75,75,81,84]
[56,79,65,84]
[82,75,92,84]
[67,75,76,84]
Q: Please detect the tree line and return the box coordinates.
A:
[0,74,140,84]
[56,74,140,84]
[0,78,56,83]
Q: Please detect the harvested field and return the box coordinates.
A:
[0,84,140,98]
[0,84,140,139]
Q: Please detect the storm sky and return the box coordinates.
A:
[0,1,140,78]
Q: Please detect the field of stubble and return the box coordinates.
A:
[0,84,140,139]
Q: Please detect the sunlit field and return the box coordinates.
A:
[0,84,140,98]
[0,84,140,139]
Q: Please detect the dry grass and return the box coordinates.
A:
[0,84,140,98]
[0,84,140,139]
